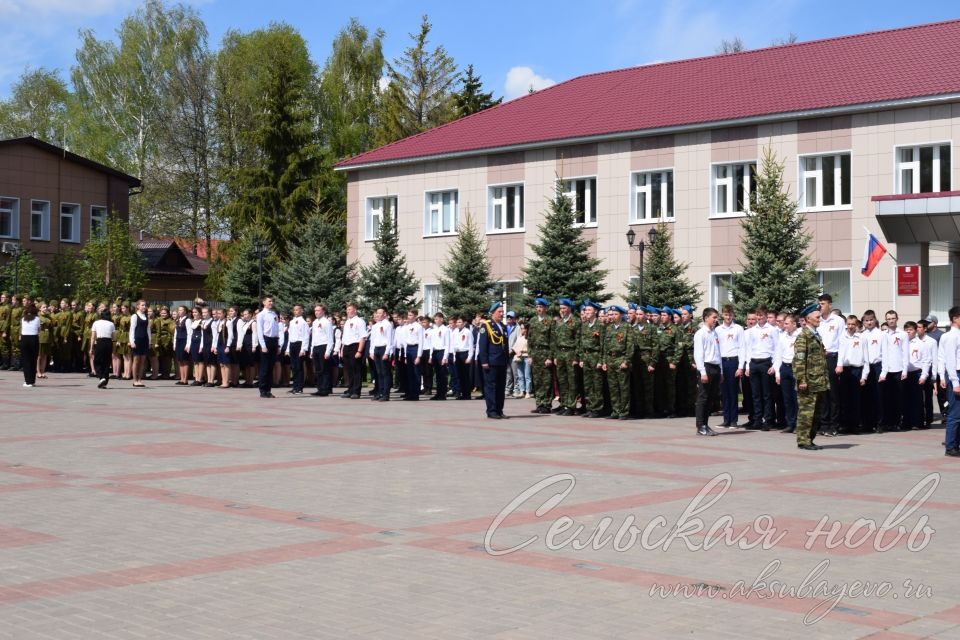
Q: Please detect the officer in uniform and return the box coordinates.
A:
[527,297,555,414]
[677,305,698,417]
[552,298,580,415]
[0,291,10,369]
[602,305,633,420]
[577,300,606,418]
[478,302,509,419]
[633,305,660,418]
[794,302,829,450]
[656,306,680,418]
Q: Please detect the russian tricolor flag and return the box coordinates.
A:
[861,231,888,277]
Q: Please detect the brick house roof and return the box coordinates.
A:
[337,19,960,170]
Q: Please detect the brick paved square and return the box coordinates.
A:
[0,372,957,639]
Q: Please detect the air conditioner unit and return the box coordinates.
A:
[0,242,19,254]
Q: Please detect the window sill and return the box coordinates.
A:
[422,232,459,239]
[486,228,525,236]
[573,222,598,229]
[60,239,80,244]
[29,237,50,242]
[629,219,675,226]
[708,212,748,220]
[799,205,853,213]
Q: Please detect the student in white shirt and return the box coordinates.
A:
[773,313,801,433]
[917,319,939,427]
[19,302,41,387]
[429,312,451,400]
[91,309,116,389]
[879,310,910,431]
[420,316,435,396]
[836,315,866,434]
[817,294,845,434]
[310,304,334,396]
[739,305,777,429]
[236,308,258,388]
[452,315,476,399]
[340,302,366,399]
[693,307,721,436]
[859,310,884,432]
[903,321,931,430]
[255,296,280,398]
[941,306,960,456]
[717,304,744,427]
[369,307,395,401]
[286,304,309,394]
[402,310,424,400]
[393,314,408,398]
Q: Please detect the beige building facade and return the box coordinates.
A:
[346,103,960,319]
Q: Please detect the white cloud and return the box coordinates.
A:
[504,66,556,100]
[0,0,133,17]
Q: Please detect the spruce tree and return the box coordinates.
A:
[221,234,270,310]
[437,211,496,318]
[0,248,46,298]
[730,147,818,317]
[76,213,146,301]
[522,182,610,309]
[626,221,701,308]
[453,64,501,118]
[271,215,354,313]
[355,212,419,315]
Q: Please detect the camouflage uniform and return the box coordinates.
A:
[9,302,23,368]
[633,322,660,417]
[526,315,555,411]
[793,326,828,446]
[656,323,680,416]
[578,319,606,414]
[70,306,85,370]
[677,322,698,417]
[552,314,580,410]
[0,297,9,368]
[603,321,634,419]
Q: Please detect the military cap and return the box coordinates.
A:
[488,301,504,314]
[586,300,603,311]
[798,302,819,318]
[660,306,672,314]
[534,297,550,307]
[627,303,638,311]
[558,297,575,308]
[645,305,659,314]
[606,305,627,316]
[681,304,695,313]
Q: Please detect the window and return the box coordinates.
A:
[425,190,458,236]
[60,203,79,242]
[712,162,756,215]
[30,200,49,241]
[800,153,851,210]
[365,196,397,241]
[422,284,442,316]
[0,197,19,239]
[488,184,524,232]
[631,170,674,222]
[711,274,735,308]
[817,270,851,314]
[897,144,951,194]
[90,206,107,238]
[563,177,597,226]
[498,281,524,315]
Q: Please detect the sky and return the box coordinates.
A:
[1,0,958,100]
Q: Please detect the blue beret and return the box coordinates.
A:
[489,301,504,314]
[534,297,550,307]
[628,303,638,311]
[607,305,627,315]
[681,304,695,313]
[670,307,682,316]
[660,306,671,314]
[558,297,575,308]
[587,301,603,311]
[644,305,658,314]
[799,302,819,317]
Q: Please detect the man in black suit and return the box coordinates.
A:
[478,302,509,419]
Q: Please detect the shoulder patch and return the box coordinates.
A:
[795,353,805,361]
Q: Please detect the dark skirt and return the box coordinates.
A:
[204,345,217,366]
[190,340,202,363]
[239,346,254,369]
[132,336,148,357]
[175,338,188,363]
[217,345,232,365]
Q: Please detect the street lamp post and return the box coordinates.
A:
[2,242,22,296]
[253,239,269,301]
[625,227,659,307]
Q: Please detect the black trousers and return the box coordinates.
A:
[311,345,330,394]
[483,364,507,416]
[861,362,882,430]
[405,346,421,400]
[882,372,903,428]
[431,350,447,398]
[395,349,406,393]
[20,335,39,385]
[289,341,304,391]
[94,337,112,382]
[258,336,279,395]
[820,352,840,429]
[903,370,923,428]
[695,363,721,428]
[343,343,361,396]
[373,346,391,399]
[420,350,433,394]
[839,366,863,431]
[455,351,471,399]
[749,358,774,426]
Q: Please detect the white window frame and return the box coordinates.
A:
[59,202,80,243]
[487,182,525,234]
[710,161,756,218]
[630,168,675,223]
[423,189,459,237]
[562,176,598,227]
[365,195,397,241]
[29,199,50,241]
[0,196,20,240]
[90,205,107,238]
[895,142,952,195]
[710,272,735,309]
[816,268,851,314]
[422,283,442,316]
[497,279,524,316]
[798,152,852,211]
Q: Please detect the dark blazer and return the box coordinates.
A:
[477,321,509,367]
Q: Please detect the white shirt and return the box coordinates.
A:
[129,311,151,346]
[310,316,334,357]
[880,328,910,376]
[773,329,800,378]
[211,318,224,349]
[20,316,41,336]
[452,327,475,354]
[370,319,394,349]
[921,335,938,380]
[861,326,884,365]
[92,319,115,339]
[404,322,424,358]
[341,315,366,346]
[429,323,451,354]
[740,322,777,367]
[717,322,743,359]
[817,312,844,353]
[237,318,259,350]
[423,326,435,351]
[256,309,279,341]
[693,325,721,376]
[838,331,866,369]
[287,316,309,345]
[906,336,932,379]
[939,328,960,387]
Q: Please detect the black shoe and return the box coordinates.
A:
[550,406,564,414]
[349,394,360,399]
[498,413,509,419]
[561,408,576,416]
[798,443,822,450]
[487,414,502,420]
[946,449,960,457]
[780,427,795,433]
[719,422,731,428]
[697,426,717,436]
[530,407,542,414]
[261,393,275,398]
[97,379,108,389]
[760,424,771,432]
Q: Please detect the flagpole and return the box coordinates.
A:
[863,226,897,263]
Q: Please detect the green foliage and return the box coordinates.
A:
[626,221,702,308]
[76,213,147,301]
[730,147,819,317]
[220,234,271,310]
[437,211,496,319]
[376,15,459,146]
[45,252,81,299]
[522,182,610,310]
[271,215,355,313]
[453,64,501,118]
[355,212,419,316]
[0,68,73,143]
[0,249,46,298]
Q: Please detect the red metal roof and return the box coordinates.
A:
[338,20,960,169]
